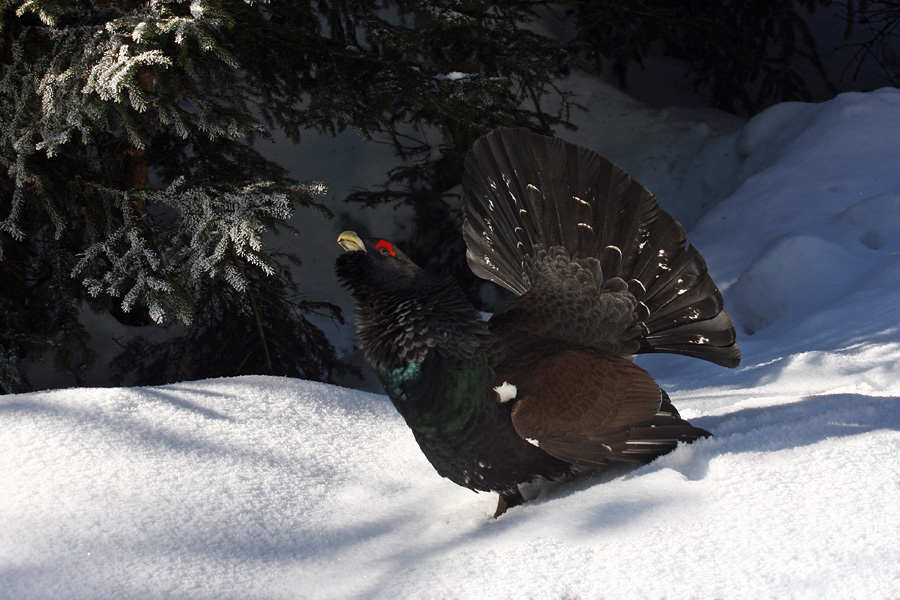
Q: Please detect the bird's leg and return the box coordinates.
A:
[493,487,525,518]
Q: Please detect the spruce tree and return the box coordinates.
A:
[0,0,349,391]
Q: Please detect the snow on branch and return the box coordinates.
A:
[172,179,295,288]
[69,178,311,325]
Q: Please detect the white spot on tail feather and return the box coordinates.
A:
[493,381,517,403]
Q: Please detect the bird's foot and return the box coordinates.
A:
[493,487,525,518]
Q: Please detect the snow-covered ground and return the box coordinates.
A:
[4,83,900,598]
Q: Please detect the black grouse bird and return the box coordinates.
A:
[336,128,740,517]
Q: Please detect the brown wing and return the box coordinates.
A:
[499,347,709,468]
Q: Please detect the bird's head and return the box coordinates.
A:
[335,231,432,302]
[335,230,490,370]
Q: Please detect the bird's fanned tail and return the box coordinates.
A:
[462,127,740,368]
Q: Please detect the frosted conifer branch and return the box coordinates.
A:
[67,176,313,325]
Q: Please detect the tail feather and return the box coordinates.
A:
[538,417,710,468]
[462,128,740,367]
[628,210,686,285]
[462,127,659,294]
[616,394,711,463]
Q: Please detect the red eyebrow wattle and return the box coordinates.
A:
[375,240,395,256]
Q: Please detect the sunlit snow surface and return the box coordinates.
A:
[4,88,900,599]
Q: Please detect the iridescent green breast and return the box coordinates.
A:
[377,354,490,439]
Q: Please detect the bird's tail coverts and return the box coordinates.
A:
[462,127,740,368]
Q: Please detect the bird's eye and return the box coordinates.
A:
[375,240,396,257]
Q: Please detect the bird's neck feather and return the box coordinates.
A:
[354,278,492,438]
[355,278,489,371]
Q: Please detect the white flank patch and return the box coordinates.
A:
[525,438,541,447]
[493,381,517,403]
